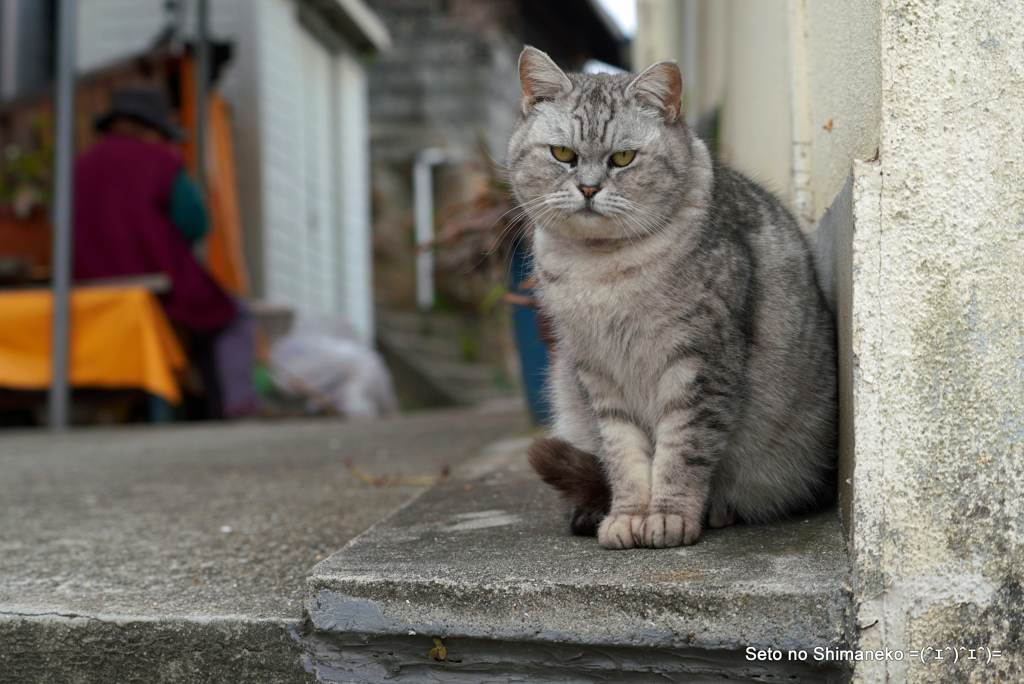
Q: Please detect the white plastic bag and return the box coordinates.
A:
[270,321,398,418]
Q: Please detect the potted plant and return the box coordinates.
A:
[0,113,54,275]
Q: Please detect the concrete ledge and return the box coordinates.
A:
[305,440,853,682]
[0,611,314,683]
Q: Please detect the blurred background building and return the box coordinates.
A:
[0,0,631,425]
[363,0,628,411]
[2,0,388,341]
[0,0,391,423]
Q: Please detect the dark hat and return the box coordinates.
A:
[94,86,185,142]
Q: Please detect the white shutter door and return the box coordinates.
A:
[296,24,336,315]
[259,0,339,318]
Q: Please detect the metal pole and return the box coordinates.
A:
[48,0,78,430]
[195,0,208,192]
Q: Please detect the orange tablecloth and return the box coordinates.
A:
[0,286,186,403]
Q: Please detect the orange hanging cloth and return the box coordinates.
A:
[178,56,249,296]
[203,93,249,296]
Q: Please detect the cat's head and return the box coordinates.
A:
[507,46,696,245]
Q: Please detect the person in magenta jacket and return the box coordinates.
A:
[74,86,259,419]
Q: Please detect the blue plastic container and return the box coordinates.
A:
[509,243,552,425]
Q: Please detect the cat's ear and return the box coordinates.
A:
[626,61,683,123]
[519,46,571,116]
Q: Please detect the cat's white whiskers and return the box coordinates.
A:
[462,192,567,275]
[465,199,543,272]
[613,197,668,238]
[610,215,644,260]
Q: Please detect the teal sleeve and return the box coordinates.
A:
[169,171,209,244]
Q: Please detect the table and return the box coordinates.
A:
[0,285,186,404]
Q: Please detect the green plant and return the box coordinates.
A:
[0,113,55,218]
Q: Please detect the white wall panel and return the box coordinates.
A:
[76,0,242,72]
[257,0,343,321]
[335,48,374,343]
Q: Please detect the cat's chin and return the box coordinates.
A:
[552,212,639,248]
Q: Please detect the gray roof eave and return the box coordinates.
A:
[302,0,392,55]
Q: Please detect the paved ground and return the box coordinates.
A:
[0,406,530,621]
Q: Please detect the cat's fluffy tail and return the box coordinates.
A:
[527,437,611,537]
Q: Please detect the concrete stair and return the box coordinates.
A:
[375,308,506,408]
[302,439,853,683]
[0,410,526,683]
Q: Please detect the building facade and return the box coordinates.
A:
[26,0,389,344]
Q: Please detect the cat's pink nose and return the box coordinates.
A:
[580,185,600,199]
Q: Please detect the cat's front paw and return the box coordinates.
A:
[639,512,702,548]
[598,514,644,549]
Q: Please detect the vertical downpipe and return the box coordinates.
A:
[787,0,814,228]
[682,0,699,123]
[195,0,209,193]
[413,148,449,311]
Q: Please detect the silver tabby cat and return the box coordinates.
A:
[509,47,837,550]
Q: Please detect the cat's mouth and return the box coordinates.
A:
[546,206,642,247]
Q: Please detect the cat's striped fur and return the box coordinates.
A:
[508,47,837,549]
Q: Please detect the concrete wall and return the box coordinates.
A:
[848,2,1024,681]
[634,0,793,211]
[803,0,881,220]
[718,0,793,209]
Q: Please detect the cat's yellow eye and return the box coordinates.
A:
[551,145,577,163]
[611,150,636,167]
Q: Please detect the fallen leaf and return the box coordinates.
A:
[428,637,447,661]
[344,459,449,487]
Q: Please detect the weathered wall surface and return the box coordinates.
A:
[804,0,881,219]
[849,1,1024,681]
[364,0,521,164]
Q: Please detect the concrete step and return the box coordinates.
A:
[376,308,468,339]
[0,408,529,683]
[2,414,853,682]
[304,440,853,683]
